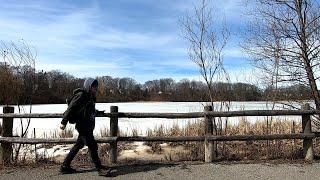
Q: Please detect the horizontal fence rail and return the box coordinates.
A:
[0,104,317,165]
[0,137,117,144]
[0,133,318,144]
[0,109,316,119]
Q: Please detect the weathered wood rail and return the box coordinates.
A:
[0,104,318,165]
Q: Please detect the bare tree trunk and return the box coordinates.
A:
[295,0,320,111]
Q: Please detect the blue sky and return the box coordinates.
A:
[0,0,251,83]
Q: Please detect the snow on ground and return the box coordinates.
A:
[16,142,190,163]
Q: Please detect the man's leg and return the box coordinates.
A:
[62,135,84,167]
[84,133,114,176]
[84,133,102,168]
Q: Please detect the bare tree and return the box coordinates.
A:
[180,0,231,158]
[242,0,320,116]
[180,0,230,106]
[0,39,37,163]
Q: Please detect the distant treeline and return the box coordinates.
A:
[0,64,313,104]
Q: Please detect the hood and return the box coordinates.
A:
[83,78,96,92]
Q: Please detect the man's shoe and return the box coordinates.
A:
[60,165,77,174]
[97,167,114,177]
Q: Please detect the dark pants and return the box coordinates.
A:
[62,132,102,168]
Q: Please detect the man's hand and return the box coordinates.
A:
[60,124,66,130]
[96,110,105,116]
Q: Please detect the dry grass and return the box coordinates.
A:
[144,117,307,161]
[58,127,74,138]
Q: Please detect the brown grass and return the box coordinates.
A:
[144,117,307,161]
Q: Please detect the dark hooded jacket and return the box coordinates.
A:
[61,78,97,133]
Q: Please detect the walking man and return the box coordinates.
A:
[59,78,112,176]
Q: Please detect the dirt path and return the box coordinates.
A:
[1,162,320,180]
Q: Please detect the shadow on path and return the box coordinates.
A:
[112,162,177,176]
[55,162,179,177]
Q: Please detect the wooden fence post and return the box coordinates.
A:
[302,103,313,161]
[110,106,118,164]
[0,106,14,165]
[204,106,215,162]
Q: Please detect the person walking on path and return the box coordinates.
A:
[59,77,113,177]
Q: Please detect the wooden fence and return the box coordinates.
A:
[0,104,318,165]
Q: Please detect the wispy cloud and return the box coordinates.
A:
[0,0,250,83]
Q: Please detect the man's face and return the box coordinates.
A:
[90,86,98,95]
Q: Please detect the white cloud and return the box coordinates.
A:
[0,0,251,83]
[224,48,245,58]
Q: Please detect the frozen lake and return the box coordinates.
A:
[0,101,309,137]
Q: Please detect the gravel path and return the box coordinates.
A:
[1,162,320,180]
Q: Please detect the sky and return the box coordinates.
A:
[0,0,252,83]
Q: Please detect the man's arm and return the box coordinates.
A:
[61,92,85,126]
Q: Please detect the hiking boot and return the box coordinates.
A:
[97,166,114,177]
[60,165,77,174]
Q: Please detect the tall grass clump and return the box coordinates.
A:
[146,120,205,160]
[145,117,308,161]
